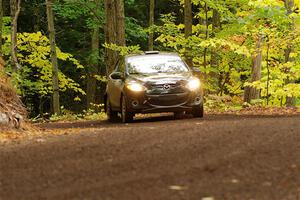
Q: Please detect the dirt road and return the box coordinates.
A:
[1,115,300,200]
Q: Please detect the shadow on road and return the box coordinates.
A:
[37,114,177,130]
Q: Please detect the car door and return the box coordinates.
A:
[108,59,125,109]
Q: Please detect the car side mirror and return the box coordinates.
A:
[110,72,124,80]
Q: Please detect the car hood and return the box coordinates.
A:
[128,73,192,85]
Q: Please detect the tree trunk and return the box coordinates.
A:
[211,9,221,94]
[244,35,263,103]
[211,9,220,68]
[203,3,209,70]
[104,0,117,76]
[87,0,100,110]
[0,0,3,56]
[148,0,154,51]
[33,4,41,32]
[115,0,126,47]
[266,43,270,105]
[46,0,60,115]
[10,0,21,71]
[184,0,193,67]
[284,0,296,107]
[104,0,125,75]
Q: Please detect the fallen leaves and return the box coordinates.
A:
[0,124,103,145]
[0,63,27,129]
[208,106,300,116]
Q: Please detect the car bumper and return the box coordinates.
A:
[124,90,203,114]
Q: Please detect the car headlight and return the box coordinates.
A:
[126,83,146,92]
[187,78,201,91]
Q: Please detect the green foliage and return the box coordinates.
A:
[103,43,142,56]
[125,17,148,45]
[2,17,11,35]
[155,13,251,94]
[3,32,85,100]
[48,105,106,122]
[204,95,244,112]
[154,0,300,106]
[54,0,105,29]
[296,98,300,106]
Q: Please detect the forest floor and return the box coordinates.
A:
[1,114,300,200]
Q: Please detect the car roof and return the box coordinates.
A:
[125,51,180,60]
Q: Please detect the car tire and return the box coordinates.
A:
[121,96,134,123]
[192,104,204,118]
[106,97,119,122]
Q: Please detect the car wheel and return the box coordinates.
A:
[192,104,204,118]
[106,97,119,122]
[121,96,134,123]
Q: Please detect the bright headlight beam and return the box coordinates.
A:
[187,78,201,91]
[127,83,145,92]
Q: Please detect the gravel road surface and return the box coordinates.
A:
[1,115,300,200]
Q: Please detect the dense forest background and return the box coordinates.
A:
[0,0,300,119]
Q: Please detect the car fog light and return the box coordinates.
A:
[132,100,139,107]
[195,97,201,104]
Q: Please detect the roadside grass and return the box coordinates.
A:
[31,108,107,123]
[296,98,300,106]
[49,111,107,122]
[204,95,300,115]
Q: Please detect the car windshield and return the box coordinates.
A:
[127,55,189,74]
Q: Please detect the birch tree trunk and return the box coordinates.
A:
[46,0,60,115]
[87,0,100,109]
[10,0,21,71]
[148,0,154,51]
[184,0,193,68]
[244,35,263,103]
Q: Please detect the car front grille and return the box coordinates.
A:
[147,83,186,95]
[145,82,189,106]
